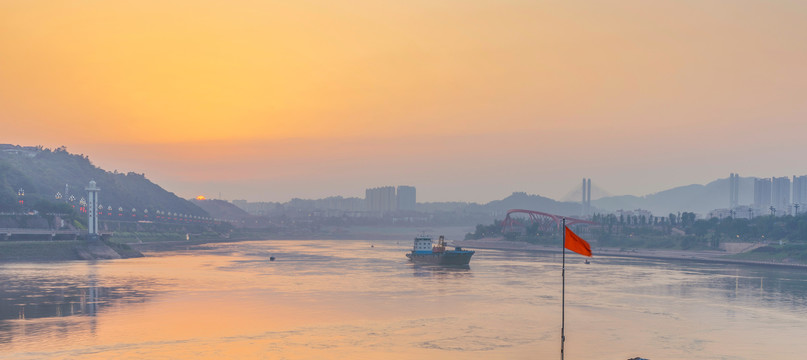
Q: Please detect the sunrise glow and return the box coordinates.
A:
[2,1,806,202]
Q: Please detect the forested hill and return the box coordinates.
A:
[0,144,207,217]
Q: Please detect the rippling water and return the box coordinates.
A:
[2,240,807,359]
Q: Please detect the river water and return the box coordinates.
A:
[2,239,806,359]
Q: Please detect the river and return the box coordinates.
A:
[2,239,806,359]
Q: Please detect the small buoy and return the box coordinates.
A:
[269,256,275,261]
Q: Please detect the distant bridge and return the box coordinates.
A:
[501,209,597,233]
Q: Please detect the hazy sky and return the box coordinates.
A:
[2,1,806,203]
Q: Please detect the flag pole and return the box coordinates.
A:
[561,217,566,360]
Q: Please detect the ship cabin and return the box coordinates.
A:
[413,235,449,254]
[413,235,434,254]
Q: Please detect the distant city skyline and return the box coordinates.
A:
[3,1,806,204]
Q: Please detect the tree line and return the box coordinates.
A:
[467,212,807,250]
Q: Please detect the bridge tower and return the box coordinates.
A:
[86,180,100,239]
[581,178,591,218]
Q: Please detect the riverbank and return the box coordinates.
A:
[454,238,807,269]
[0,240,85,261]
[0,238,143,261]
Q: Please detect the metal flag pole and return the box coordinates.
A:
[561,217,566,360]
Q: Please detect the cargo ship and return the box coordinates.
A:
[406,235,474,265]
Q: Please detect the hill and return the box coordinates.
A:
[0,144,207,217]
[191,199,249,220]
[593,176,756,215]
[483,191,581,217]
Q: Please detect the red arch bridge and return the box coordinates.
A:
[501,209,597,234]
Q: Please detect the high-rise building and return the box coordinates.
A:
[754,178,772,208]
[396,186,416,211]
[772,176,791,214]
[793,175,807,208]
[729,173,740,209]
[365,186,396,212]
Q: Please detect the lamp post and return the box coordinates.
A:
[17,188,24,211]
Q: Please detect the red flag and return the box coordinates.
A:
[564,226,592,257]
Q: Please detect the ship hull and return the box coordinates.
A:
[406,251,474,265]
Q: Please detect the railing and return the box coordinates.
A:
[0,228,85,241]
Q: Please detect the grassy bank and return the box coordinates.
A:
[107,232,187,243]
[0,238,145,262]
[108,231,231,243]
[728,244,807,264]
[0,240,83,261]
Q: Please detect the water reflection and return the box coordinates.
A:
[0,262,158,321]
[2,240,807,359]
[411,264,473,280]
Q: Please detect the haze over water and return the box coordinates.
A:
[2,240,807,359]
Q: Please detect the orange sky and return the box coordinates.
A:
[2,1,806,202]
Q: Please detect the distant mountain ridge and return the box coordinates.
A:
[0,144,207,216]
[591,177,756,215]
[461,177,757,217]
[0,144,767,218]
[481,191,580,217]
[191,198,249,219]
